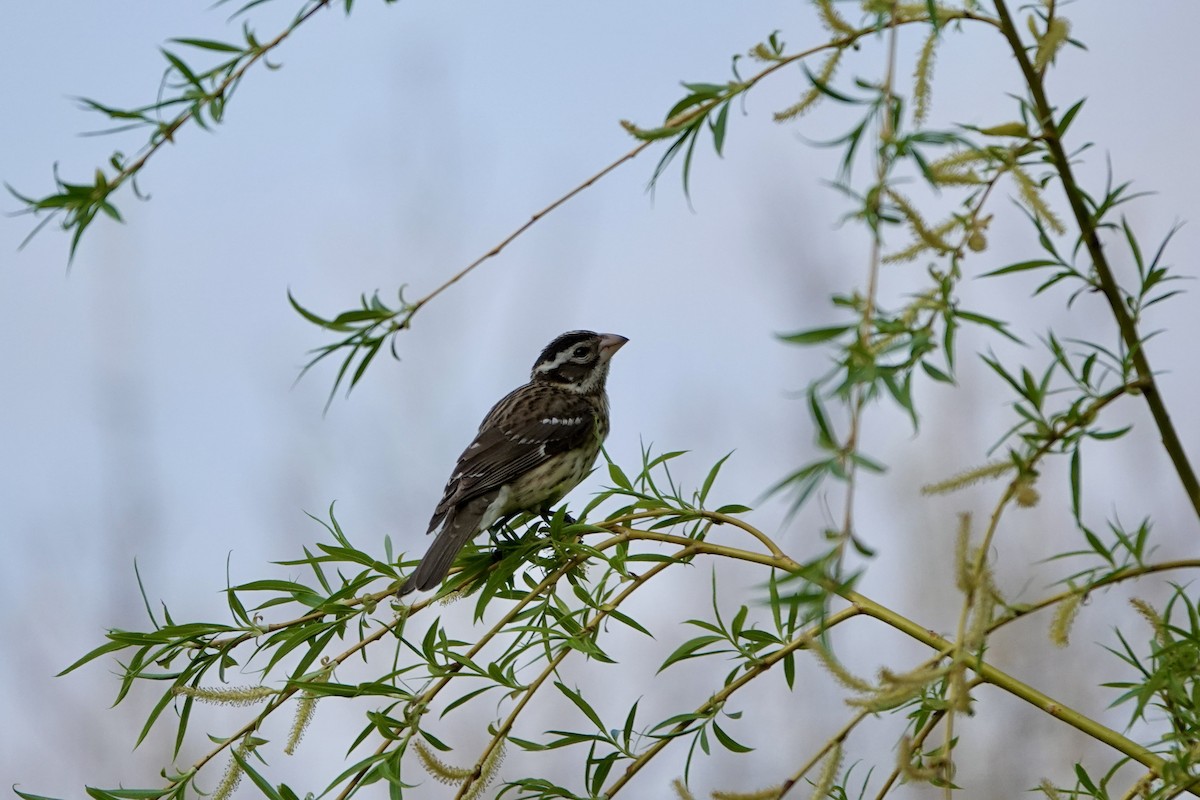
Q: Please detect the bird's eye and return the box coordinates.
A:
[572,346,590,359]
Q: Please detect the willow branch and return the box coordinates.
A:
[454,550,687,799]
[848,591,1166,772]
[777,708,872,799]
[387,10,999,333]
[993,0,1200,521]
[603,606,863,798]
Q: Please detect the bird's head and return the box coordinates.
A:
[531,330,628,394]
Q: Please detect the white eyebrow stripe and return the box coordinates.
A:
[541,416,584,426]
[535,348,576,373]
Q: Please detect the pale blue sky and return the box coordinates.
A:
[3,3,1200,797]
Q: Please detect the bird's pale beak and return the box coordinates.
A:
[597,333,629,363]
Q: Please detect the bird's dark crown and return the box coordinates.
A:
[531,330,619,393]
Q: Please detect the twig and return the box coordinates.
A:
[993,0,1200,522]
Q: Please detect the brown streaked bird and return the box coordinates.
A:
[398,330,628,595]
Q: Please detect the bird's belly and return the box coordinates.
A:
[503,446,598,513]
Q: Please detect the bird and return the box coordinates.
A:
[398,330,628,595]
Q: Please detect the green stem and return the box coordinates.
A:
[992,0,1200,522]
[848,591,1166,772]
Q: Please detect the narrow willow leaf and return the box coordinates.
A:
[712,721,753,753]
[778,324,853,344]
[657,635,725,673]
[171,37,245,53]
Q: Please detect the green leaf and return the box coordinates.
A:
[608,462,633,491]
[778,324,853,344]
[681,81,727,96]
[699,452,733,506]
[808,390,837,451]
[160,49,203,91]
[1069,448,1082,522]
[607,607,654,638]
[980,258,1058,278]
[287,289,333,326]
[1089,425,1132,441]
[15,790,70,800]
[920,360,954,384]
[58,638,127,676]
[657,635,725,673]
[134,677,183,748]
[441,686,497,717]
[710,101,731,156]
[233,748,286,800]
[1057,98,1087,136]
[171,37,245,53]
[84,788,168,800]
[712,721,753,753]
[783,652,796,689]
[555,682,606,731]
[956,310,1022,343]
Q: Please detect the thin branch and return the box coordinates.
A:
[848,591,1167,773]
[993,0,1200,522]
[603,606,863,798]
[311,8,1003,349]
[398,141,652,325]
[454,550,688,799]
[777,708,872,798]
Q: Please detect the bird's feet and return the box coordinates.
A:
[540,510,577,527]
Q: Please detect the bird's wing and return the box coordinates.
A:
[427,384,595,533]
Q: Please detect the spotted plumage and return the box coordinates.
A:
[399,330,627,595]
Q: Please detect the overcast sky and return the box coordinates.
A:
[3,3,1200,798]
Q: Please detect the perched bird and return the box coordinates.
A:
[399,330,628,595]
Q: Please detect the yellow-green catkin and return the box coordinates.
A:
[1010,163,1066,234]
[712,786,783,800]
[749,42,783,62]
[966,216,991,251]
[954,512,974,593]
[1014,481,1040,507]
[212,741,253,800]
[913,29,938,125]
[463,742,506,800]
[812,642,874,692]
[671,778,695,800]
[284,691,319,755]
[810,742,842,800]
[929,147,989,186]
[947,663,971,714]
[414,741,474,784]
[898,736,939,782]
[1049,591,1083,648]
[1034,16,1071,71]
[816,0,857,36]
[774,49,843,122]
[1038,778,1063,799]
[438,588,468,606]
[172,684,277,706]
[896,2,961,19]
[883,218,959,263]
[965,568,998,650]
[1130,597,1167,646]
[922,461,1013,495]
[848,664,945,712]
[888,190,956,252]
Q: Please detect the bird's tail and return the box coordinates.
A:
[399,492,496,595]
